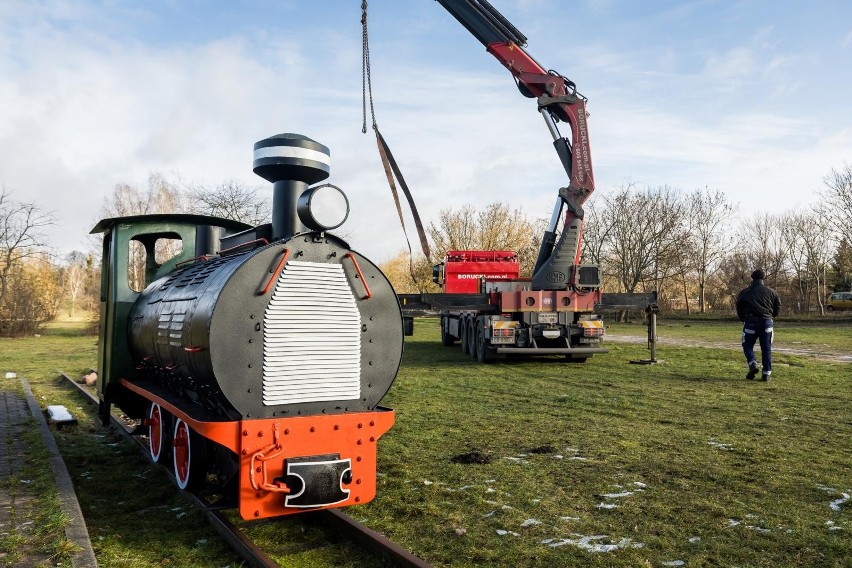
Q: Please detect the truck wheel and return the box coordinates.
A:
[827,305,835,312]
[477,331,494,364]
[472,324,482,361]
[565,355,589,363]
[460,317,470,354]
[467,318,477,358]
[441,316,456,346]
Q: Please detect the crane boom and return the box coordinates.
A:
[437,0,596,291]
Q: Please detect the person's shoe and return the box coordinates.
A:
[746,363,759,380]
[760,373,771,382]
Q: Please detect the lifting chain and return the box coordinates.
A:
[360,0,432,275]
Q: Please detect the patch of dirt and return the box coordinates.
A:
[451,451,492,464]
[528,444,556,455]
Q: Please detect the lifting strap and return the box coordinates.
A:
[361,1,431,261]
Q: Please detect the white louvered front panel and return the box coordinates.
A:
[262,260,361,405]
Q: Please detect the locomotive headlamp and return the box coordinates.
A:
[297,183,350,231]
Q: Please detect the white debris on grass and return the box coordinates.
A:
[546,535,644,552]
[521,519,541,527]
[633,481,647,488]
[504,456,529,464]
[560,516,581,521]
[726,519,741,527]
[482,511,496,518]
[532,498,541,503]
[485,487,496,493]
[817,485,850,512]
[746,525,772,534]
[601,491,635,499]
[829,493,849,512]
[707,439,735,451]
[553,455,564,459]
[688,536,701,543]
[596,502,618,509]
[496,529,520,537]
[661,561,685,567]
[567,456,589,461]
[423,479,433,485]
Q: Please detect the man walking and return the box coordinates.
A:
[736,269,781,381]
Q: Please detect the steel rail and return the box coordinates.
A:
[60,373,279,568]
[60,373,431,568]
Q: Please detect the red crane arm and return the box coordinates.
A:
[485,42,595,199]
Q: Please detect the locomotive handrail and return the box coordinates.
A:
[259,248,291,296]
[219,238,270,257]
[175,254,210,269]
[343,253,373,300]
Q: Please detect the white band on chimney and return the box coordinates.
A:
[254,146,330,166]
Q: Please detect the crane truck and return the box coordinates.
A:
[397,0,607,363]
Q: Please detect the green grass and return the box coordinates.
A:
[2,315,849,567]
[347,319,852,567]
[608,319,852,352]
[0,383,75,568]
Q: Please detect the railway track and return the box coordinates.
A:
[60,373,430,568]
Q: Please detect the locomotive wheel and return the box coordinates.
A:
[147,403,172,463]
[441,316,456,346]
[173,419,204,491]
[460,317,470,355]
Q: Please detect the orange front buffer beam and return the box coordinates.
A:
[238,409,395,520]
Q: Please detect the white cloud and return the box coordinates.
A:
[0,0,850,266]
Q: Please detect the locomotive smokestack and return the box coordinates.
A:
[252,133,330,241]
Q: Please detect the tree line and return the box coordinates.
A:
[1,163,849,336]
[0,175,269,337]
[382,163,852,317]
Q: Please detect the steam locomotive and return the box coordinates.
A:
[93,133,403,520]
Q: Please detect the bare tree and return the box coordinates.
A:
[782,210,834,313]
[188,180,271,226]
[717,212,790,311]
[685,188,737,313]
[62,251,88,317]
[597,183,686,296]
[818,163,852,241]
[427,202,543,275]
[101,173,186,291]
[0,188,54,310]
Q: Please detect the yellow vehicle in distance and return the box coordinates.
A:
[827,291,852,311]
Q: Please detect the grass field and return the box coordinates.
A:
[1,315,849,567]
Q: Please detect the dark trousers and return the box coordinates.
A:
[742,318,774,374]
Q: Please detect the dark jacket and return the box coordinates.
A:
[736,280,781,321]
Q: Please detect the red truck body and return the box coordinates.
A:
[442,250,520,294]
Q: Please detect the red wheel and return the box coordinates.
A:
[172,419,203,490]
[148,403,167,463]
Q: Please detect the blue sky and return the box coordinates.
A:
[1,0,850,262]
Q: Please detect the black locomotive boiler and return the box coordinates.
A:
[94,133,403,519]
